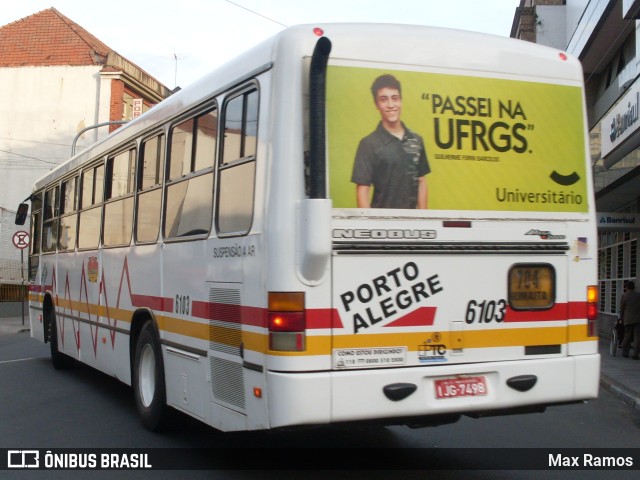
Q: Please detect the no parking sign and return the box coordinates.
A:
[12,230,30,250]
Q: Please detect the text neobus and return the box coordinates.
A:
[333,229,436,240]
[339,261,443,333]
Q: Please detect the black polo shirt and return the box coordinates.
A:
[351,122,430,208]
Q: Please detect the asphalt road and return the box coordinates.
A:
[1,332,639,479]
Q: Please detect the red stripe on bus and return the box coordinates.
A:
[307,309,343,329]
[131,294,173,312]
[191,301,266,328]
[192,303,340,330]
[241,306,267,328]
[568,301,588,319]
[504,302,587,322]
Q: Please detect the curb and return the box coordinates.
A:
[600,375,640,411]
[0,325,29,336]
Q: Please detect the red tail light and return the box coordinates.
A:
[268,292,306,351]
[268,312,305,332]
[587,285,598,337]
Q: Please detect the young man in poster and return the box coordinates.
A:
[351,74,431,209]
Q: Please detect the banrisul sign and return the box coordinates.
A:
[327,65,589,213]
[601,83,640,158]
[597,212,640,231]
[609,92,639,143]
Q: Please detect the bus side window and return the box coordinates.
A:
[164,107,217,239]
[103,148,136,247]
[136,134,165,243]
[217,88,258,236]
[30,192,43,257]
[42,186,59,253]
[78,163,104,250]
[58,176,78,252]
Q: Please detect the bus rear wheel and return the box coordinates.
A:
[48,309,75,370]
[133,321,171,431]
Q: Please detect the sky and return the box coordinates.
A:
[0,0,521,89]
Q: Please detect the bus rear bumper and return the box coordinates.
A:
[266,354,600,429]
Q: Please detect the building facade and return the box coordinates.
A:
[512,0,640,316]
[0,8,172,288]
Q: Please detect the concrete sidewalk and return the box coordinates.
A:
[1,311,639,410]
[0,311,30,335]
[598,335,640,409]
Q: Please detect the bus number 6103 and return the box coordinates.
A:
[175,294,191,316]
[465,299,507,324]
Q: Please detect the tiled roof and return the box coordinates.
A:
[0,7,112,67]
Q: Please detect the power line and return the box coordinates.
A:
[225,0,288,28]
[0,137,71,147]
[0,149,60,165]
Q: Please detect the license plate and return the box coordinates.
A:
[434,376,488,399]
[508,263,555,309]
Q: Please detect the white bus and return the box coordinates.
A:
[16,23,600,432]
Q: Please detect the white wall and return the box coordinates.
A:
[536,5,568,49]
[0,65,112,210]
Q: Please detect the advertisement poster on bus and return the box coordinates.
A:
[326,65,589,213]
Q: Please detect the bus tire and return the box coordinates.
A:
[48,309,75,370]
[133,321,171,431]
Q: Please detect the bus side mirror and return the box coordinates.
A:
[15,203,29,225]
